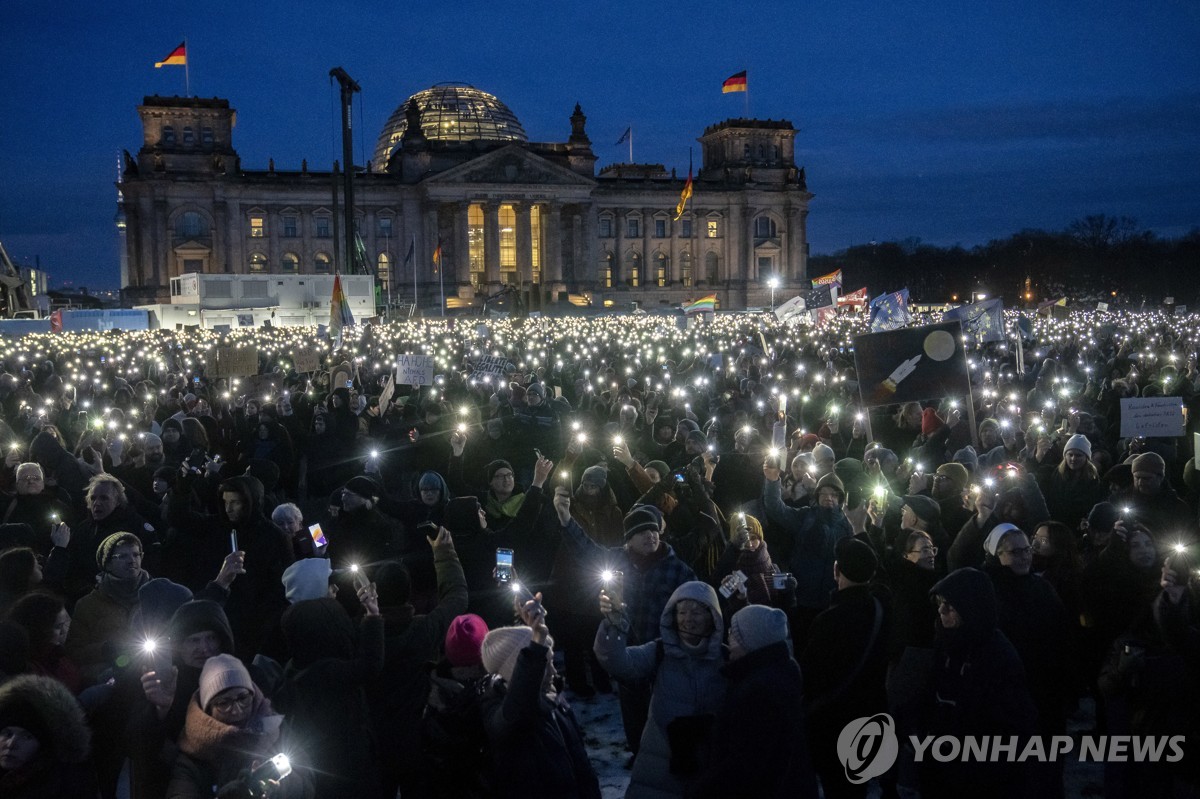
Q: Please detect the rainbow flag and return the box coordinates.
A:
[722,70,747,93]
[329,272,354,344]
[811,268,843,287]
[155,42,187,68]
[683,294,718,315]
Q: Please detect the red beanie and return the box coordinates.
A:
[921,407,943,437]
[444,614,489,668]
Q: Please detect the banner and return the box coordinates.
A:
[1120,397,1186,438]
[293,349,321,373]
[471,355,514,377]
[869,289,911,332]
[209,347,259,378]
[838,287,869,306]
[774,295,806,322]
[853,321,970,407]
[395,354,436,386]
[943,298,1005,343]
[811,268,843,287]
[802,284,836,310]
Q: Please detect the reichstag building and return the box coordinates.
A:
[118,83,813,310]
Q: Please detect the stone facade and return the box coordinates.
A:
[118,86,813,310]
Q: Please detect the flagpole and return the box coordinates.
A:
[439,256,445,317]
[411,235,418,315]
[744,70,749,116]
[629,125,633,163]
[184,37,190,97]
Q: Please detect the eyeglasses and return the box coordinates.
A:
[999,546,1033,557]
[211,691,254,712]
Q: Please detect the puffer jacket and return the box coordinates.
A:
[595,581,727,799]
[0,674,97,799]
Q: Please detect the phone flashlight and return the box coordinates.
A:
[370,450,379,459]
[349,563,370,591]
[229,530,239,555]
[576,432,588,443]
[457,423,467,433]
[250,754,293,784]
[873,485,887,498]
[613,435,623,445]
[141,638,158,655]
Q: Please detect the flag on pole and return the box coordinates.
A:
[615,127,631,145]
[403,236,415,267]
[674,159,693,221]
[683,294,718,315]
[722,70,748,93]
[432,238,442,270]
[837,287,869,306]
[329,272,354,346]
[811,268,843,288]
[155,42,187,68]
[869,289,911,332]
[943,298,1005,342]
[802,284,836,310]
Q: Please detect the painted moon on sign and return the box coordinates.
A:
[923,331,957,361]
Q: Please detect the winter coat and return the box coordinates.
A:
[1039,467,1106,530]
[166,688,310,799]
[884,558,941,661]
[551,485,625,613]
[561,517,696,645]
[688,641,818,799]
[1107,484,1193,544]
[28,430,90,511]
[275,600,385,799]
[65,569,151,674]
[65,503,160,602]
[595,581,727,799]
[325,505,403,568]
[761,479,852,609]
[0,674,97,799]
[479,642,601,799]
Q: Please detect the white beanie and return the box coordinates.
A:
[729,605,790,654]
[198,654,253,710]
[812,443,835,465]
[481,626,553,683]
[983,523,1023,556]
[1064,434,1092,458]
[282,559,332,604]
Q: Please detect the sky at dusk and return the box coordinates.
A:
[2,0,1198,289]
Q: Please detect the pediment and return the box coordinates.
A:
[425,144,595,187]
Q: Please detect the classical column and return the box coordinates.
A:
[267,207,282,275]
[153,199,169,285]
[785,204,803,282]
[424,205,440,288]
[514,202,533,291]
[454,201,471,293]
[579,204,596,290]
[544,204,564,287]
[224,200,240,275]
[612,207,624,286]
[483,202,501,288]
[799,208,810,282]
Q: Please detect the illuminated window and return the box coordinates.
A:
[499,204,516,284]
[629,253,641,287]
[283,216,298,238]
[680,251,693,287]
[249,217,266,238]
[314,253,332,273]
[602,253,614,288]
[281,253,299,273]
[656,253,668,287]
[248,252,268,273]
[377,253,391,291]
[707,219,719,239]
[314,216,331,238]
[531,205,541,284]
[468,204,485,288]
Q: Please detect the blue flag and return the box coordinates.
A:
[615,127,631,145]
[802,284,835,310]
[869,289,911,332]
[943,298,1005,342]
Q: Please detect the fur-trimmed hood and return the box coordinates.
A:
[0,674,91,764]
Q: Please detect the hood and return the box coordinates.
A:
[218,474,265,523]
[416,470,452,504]
[168,600,235,657]
[443,496,484,537]
[281,598,356,668]
[244,459,281,492]
[28,430,69,469]
[930,567,998,642]
[0,674,91,764]
[131,578,194,638]
[659,580,724,657]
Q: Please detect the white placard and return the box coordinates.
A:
[395,354,436,386]
[1096,302,1109,312]
[1194,432,1200,470]
[1120,397,1186,438]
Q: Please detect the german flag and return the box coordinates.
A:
[155,42,187,68]
[674,163,693,221]
[432,239,442,270]
[722,70,747,93]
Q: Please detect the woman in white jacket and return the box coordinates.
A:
[594,580,727,799]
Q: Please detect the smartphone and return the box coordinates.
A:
[719,570,748,599]
[603,569,625,608]
[674,472,687,485]
[495,547,514,583]
[772,572,792,590]
[415,521,438,540]
[308,523,327,548]
[193,377,201,385]
[230,530,239,554]
[346,380,353,389]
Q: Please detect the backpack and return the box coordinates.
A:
[421,672,495,798]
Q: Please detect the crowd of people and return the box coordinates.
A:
[0,306,1198,798]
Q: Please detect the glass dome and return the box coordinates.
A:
[372,83,528,170]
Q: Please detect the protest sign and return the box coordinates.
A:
[209,347,259,378]
[774,295,805,322]
[471,355,514,376]
[245,373,282,398]
[237,314,255,327]
[293,349,321,373]
[1120,397,1186,438]
[854,321,971,407]
[1097,302,1109,312]
[395,354,436,386]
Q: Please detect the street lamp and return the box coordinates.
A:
[768,276,781,311]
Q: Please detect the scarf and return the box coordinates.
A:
[97,568,150,607]
[178,687,283,762]
[485,491,525,521]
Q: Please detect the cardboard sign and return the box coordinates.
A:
[293,349,321,373]
[245,373,282,399]
[209,347,259,378]
[1120,397,1186,438]
[1096,302,1109,312]
[853,321,971,407]
[395,354,436,386]
[471,355,513,376]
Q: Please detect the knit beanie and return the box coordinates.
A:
[935,463,970,493]
[95,531,142,569]
[953,445,979,473]
[418,471,444,492]
[373,561,412,607]
[729,605,790,655]
[444,614,489,668]
[282,558,333,604]
[902,494,941,526]
[644,460,670,480]
[812,443,835,467]
[484,459,513,483]
[983,522,1023,556]
[1064,434,1092,458]
[1087,502,1119,533]
[343,475,382,500]
[815,473,846,501]
[623,504,663,540]
[835,538,878,583]
[678,419,700,435]
[728,513,764,542]
[135,578,194,634]
[526,382,546,399]
[481,626,539,683]
[1131,452,1165,477]
[685,430,708,449]
[797,433,820,451]
[198,654,253,711]
[581,465,609,487]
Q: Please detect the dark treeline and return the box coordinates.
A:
[811,215,1200,305]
